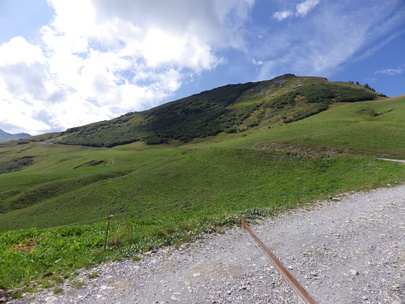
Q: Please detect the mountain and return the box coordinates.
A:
[0,129,31,143]
[35,74,379,148]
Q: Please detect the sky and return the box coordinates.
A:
[0,0,404,135]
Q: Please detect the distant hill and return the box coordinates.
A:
[0,129,31,143]
[43,74,379,148]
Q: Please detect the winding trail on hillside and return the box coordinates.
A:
[12,184,405,304]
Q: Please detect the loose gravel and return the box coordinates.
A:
[11,184,405,304]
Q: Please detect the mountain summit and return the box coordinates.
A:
[41,74,380,147]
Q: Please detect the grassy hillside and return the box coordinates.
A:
[2,143,403,231]
[40,74,379,147]
[230,95,405,158]
[0,79,403,294]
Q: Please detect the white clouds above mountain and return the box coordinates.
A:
[0,0,404,134]
[0,0,254,134]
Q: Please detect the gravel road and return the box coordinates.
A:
[11,184,405,304]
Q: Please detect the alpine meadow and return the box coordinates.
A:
[1,74,405,296]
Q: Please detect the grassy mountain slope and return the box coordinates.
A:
[0,77,404,291]
[42,74,379,147]
[1,95,404,231]
[222,95,405,158]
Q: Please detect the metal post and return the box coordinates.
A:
[104,212,113,251]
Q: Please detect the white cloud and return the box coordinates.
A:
[252,59,264,65]
[273,0,320,20]
[375,67,404,76]
[296,0,321,17]
[0,36,46,65]
[1,0,254,135]
[273,10,293,21]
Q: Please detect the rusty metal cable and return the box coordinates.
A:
[241,219,318,304]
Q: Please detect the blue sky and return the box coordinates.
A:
[0,0,404,135]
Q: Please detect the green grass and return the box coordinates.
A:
[1,147,404,291]
[219,96,405,158]
[1,95,405,293]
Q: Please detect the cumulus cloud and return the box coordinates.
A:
[0,36,45,65]
[0,0,254,134]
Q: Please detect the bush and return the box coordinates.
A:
[145,137,168,145]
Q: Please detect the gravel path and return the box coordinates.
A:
[11,184,405,304]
